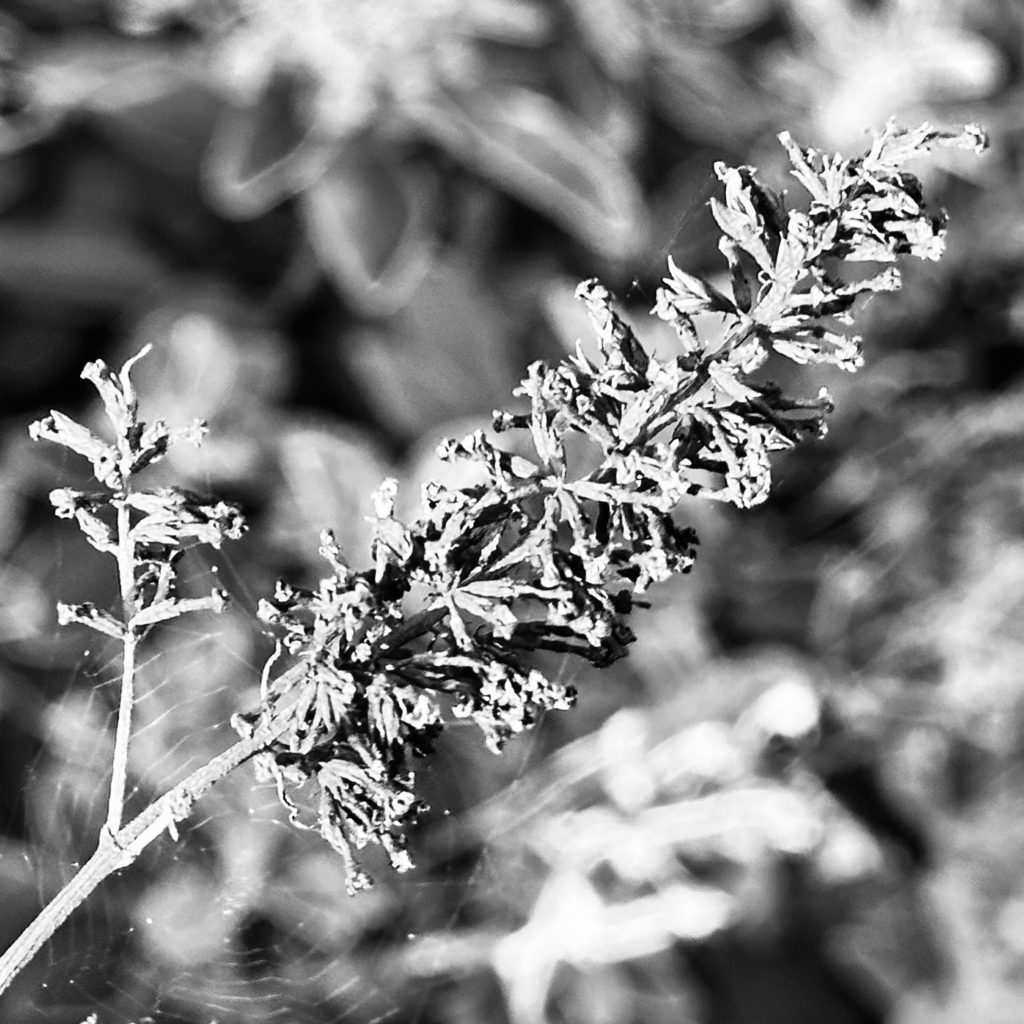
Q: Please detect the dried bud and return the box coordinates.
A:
[30,413,122,489]
[56,602,125,640]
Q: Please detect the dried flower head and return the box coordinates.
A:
[236,120,986,891]
[29,344,245,635]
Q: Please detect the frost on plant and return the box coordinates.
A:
[226,121,986,893]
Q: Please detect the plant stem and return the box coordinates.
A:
[0,832,132,1000]
[0,581,462,998]
[0,692,294,998]
[105,499,137,835]
[105,628,137,834]
[115,500,136,621]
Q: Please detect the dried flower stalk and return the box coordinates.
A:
[0,120,986,997]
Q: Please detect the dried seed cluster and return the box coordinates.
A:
[237,122,985,890]
[34,122,986,894]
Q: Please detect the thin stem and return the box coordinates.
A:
[0,692,294,999]
[105,499,137,835]
[105,629,138,833]
[0,832,132,999]
[115,500,136,621]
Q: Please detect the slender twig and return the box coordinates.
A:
[0,833,132,999]
[0,676,299,998]
[105,497,138,835]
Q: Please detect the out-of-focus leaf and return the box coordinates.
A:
[651,42,769,145]
[343,257,520,442]
[89,74,221,178]
[887,795,1024,1022]
[461,0,552,45]
[644,157,725,274]
[0,111,51,157]
[0,434,33,558]
[0,312,89,415]
[127,288,291,418]
[34,39,181,113]
[135,865,235,968]
[6,0,106,26]
[1,32,188,151]
[300,145,439,317]
[833,878,950,1006]
[569,0,772,144]
[0,150,31,214]
[556,45,644,157]
[129,608,255,791]
[815,31,1002,153]
[24,692,113,863]
[265,419,391,567]
[5,521,117,669]
[408,661,911,1024]
[773,0,1004,154]
[263,848,396,952]
[564,0,646,80]
[411,84,647,258]
[123,285,291,484]
[0,837,59,953]
[0,137,158,309]
[0,9,24,59]
[0,217,167,307]
[203,69,332,219]
[0,563,50,645]
[666,0,774,38]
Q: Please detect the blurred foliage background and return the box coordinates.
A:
[0,0,1023,1022]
